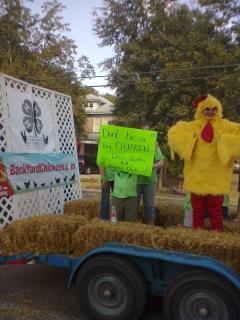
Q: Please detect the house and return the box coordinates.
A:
[79,94,115,156]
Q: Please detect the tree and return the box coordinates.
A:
[0,0,38,76]
[93,0,240,175]
[0,0,94,134]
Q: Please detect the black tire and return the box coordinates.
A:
[75,254,147,320]
[164,269,240,320]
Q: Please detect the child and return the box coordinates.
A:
[172,186,192,227]
[112,171,138,222]
[183,191,192,227]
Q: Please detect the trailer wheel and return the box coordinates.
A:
[75,254,146,320]
[164,269,240,320]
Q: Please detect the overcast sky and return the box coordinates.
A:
[27,0,114,94]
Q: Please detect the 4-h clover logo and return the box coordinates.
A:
[22,99,43,136]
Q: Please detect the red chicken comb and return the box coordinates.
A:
[192,95,208,109]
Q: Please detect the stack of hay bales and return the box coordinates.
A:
[72,220,240,273]
[0,214,88,256]
[63,199,184,227]
[1,198,240,274]
[64,198,101,219]
[63,198,236,226]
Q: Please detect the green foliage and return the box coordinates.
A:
[0,0,94,134]
[93,0,240,175]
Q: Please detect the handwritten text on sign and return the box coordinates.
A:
[97,125,157,176]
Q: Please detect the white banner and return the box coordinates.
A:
[6,86,55,152]
[0,152,77,198]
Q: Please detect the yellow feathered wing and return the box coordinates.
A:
[168,121,196,162]
[217,120,240,165]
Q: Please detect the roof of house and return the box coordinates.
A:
[85,94,114,115]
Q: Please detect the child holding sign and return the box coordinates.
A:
[112,171,138,222]
[97,123,159,222]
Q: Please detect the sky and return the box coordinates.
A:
[27,0,114,95]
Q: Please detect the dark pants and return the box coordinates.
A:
[137,183,157,222]
[100,181,114,220]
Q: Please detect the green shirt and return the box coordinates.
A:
[137,146,164,184]
[112,172,137,198]
[184,192,192,210]
[102,167,115,182]
[223,194,230,207]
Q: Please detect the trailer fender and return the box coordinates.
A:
[68,243,240,294]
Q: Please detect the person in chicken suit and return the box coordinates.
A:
[168,94,240,231]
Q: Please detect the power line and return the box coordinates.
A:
[32,73,240,90]
[81,63,240,79]
[27,63,240,82]
[31,73,240,90]
[81,73,240,87]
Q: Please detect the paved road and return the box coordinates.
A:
[82,188,185,204]
[0,264,166,320]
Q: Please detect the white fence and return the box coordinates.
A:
[0,73,81,227]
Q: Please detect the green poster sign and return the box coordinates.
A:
[97,125,157,176]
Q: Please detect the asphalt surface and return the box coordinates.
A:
[0,264,165,320]
[82,188,185,204]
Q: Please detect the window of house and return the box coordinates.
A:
[88,102,93,107]
[93,117,101,132]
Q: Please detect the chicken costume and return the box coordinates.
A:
[168,94,240,231]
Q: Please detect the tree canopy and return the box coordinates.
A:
[93,0,240,175]
[0,0,95,133]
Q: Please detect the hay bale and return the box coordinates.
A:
[64,198,101,219]
[223,221,240,233]
[155,202,184,227]
[154,202,236,228]
[64,198,184,226]
[150,227,240,272]
[138,202,184,226]
[72,220,240,273]
[198,219,240,234]
[72,220,158,257]
[228,207,237,220]
[0,214,88,256]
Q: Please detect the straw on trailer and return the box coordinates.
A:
[0,214,88,256]
[72,220,240,273]
[155,202,184,227]
[64,198,101,219]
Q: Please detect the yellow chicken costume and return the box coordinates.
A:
[168,94,240,231]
